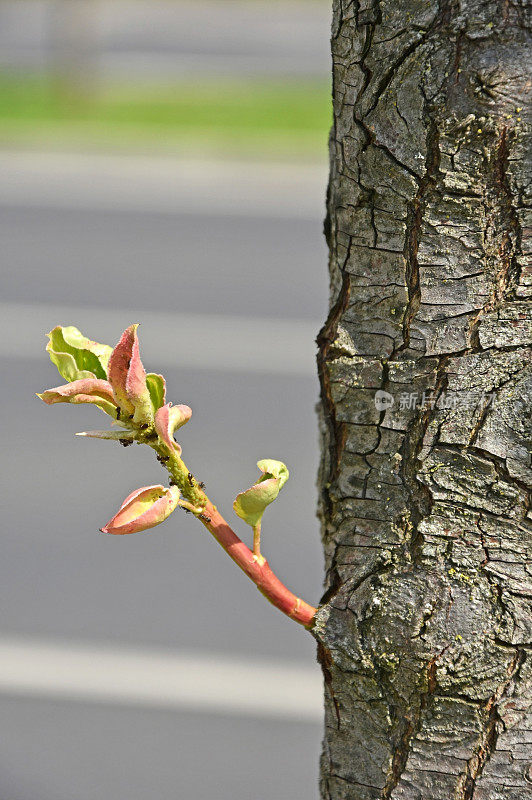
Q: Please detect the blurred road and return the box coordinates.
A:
[0,153,328,799]
[1,152,328,320]
[0,0,331,79]
[0,696,320,800]
[0,1,331,794]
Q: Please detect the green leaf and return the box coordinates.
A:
[46,326,112,382]
[146,373,166,412]
[233,478,281,528]
[233,460,289,528]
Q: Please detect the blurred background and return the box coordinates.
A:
[0,2,331,798]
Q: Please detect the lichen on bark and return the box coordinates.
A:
[316,1,531,798]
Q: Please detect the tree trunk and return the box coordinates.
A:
[315,1,531,798]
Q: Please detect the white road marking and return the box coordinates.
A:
[0,302,320,376]
[0,636,323,721]
[0,151,327,219]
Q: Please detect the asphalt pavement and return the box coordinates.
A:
[0,696,320,800]
[0,154,328,799]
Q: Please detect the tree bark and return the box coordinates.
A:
[315,1,531,798]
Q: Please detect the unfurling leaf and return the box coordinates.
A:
[46,326,112,382]
[100,484,180,535]
[233,459,289,528]
[154,403,192,456]
[107,324,153,425]
[256,459,289,489]
[37,378,118,417]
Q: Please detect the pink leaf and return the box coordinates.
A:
[100,484,180,535]
[37,379,118,417]
[107,325,152,424]
[154,403,192,456]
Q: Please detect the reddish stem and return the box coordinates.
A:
[199,501,317,628]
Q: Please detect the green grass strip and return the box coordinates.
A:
[0,75,331,159]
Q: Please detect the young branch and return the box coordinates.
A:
[147,435,316,628]
[39,323,318,630]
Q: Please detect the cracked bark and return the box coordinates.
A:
[315,1,531,798]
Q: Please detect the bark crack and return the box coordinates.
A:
[317,265,352,519]
[317,641,342,730]
[469,125,524,348]
[381,654,440,799]
[396,119,441,355]
[455,649,525,800]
